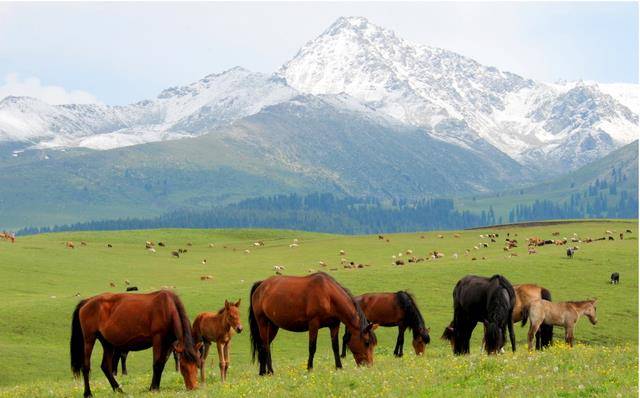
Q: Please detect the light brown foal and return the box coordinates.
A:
[526,299,597,350]
[192,299,243,383]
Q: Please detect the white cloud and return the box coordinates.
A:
[0,73,99,105]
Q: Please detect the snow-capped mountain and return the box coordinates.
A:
[0,68,296,150]
[0,16,637,171]
[279,16,639,169]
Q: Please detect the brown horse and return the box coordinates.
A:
[513,284,554,349]
[523,299,597,349]
[70,291,202,397]
[340,291,430,358]
[248,272,377,375]
[192,299,243,383]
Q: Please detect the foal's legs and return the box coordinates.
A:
[222,341,231,381]
[330,323,342,369]
[564,324,575,347]
[528,320,541,351]
[216,341,226,382]
[200,341,211,383]
[307,321,320,370]
[394,325,407,357]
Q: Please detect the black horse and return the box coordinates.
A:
[442,274,516,355]
[340,291,431,358]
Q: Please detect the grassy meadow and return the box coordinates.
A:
[0,220,637,397]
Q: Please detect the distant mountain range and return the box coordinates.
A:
[0,16,637,229]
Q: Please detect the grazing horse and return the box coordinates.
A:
[610,272,620,284]
[442,274,516,355]
[249,272,377,375]
[340,291,430,358]
[192,299,243,383]
[70,291,202,397]
[513,284,554,350]
[523,299,597,349]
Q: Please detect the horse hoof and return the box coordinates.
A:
[115,387,124,394]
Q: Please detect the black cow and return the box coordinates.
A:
[610,272,620,285]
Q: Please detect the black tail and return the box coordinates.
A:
[396,291,430,344]
[521,306,529,327]
[70,299,88,378]
[538,288,554,348]
[249,280,263,363]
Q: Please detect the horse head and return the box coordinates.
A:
[412,327,431,355]
[584,299,598,325]
[224,299,243,333]
[347,322,378,366]
[483,320,505,355]
[175,341,203,390]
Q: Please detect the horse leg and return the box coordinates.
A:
[120,352,128,376]
[200,342,211,383]
[395,325,406,357]
[149,337,169,391]
[112,351,119,376]
[330,323,342,369]
[528,321,541,351]
[82,334,97,398]
[99,343,123,393]
[565,325,574,347]
[307,322,319,371]
[340,328,350,358]
[173,349,179,372]
[223,341,230,381]
[216,341,226,382]
[258,319,278,375]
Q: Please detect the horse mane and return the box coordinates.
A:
[168,291,198,362]
[395,291,427,336]
[485,275,516,352]
[317,272,376,343]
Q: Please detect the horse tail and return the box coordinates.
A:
[521,306,529,327]
[172,293,197,362]
[249,280,263,364]
[539,288,554,348]
[396,291,430,344]
[70,299,88,378]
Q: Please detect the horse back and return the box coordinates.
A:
[356,293,402,326]
[79,291,178,349]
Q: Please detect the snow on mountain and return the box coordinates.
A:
[278,16,639,169]
[0,16,637,170]
[0,68,297,150]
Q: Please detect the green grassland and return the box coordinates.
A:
[0,220,637,397]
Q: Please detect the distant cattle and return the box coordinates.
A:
[453,233,461,238]
[158,242,166,247]
[339,250,346,255]
[619,233,624,240]
[171,251,180,258]
[610,272,620,285]
[395,260,405,266]
[608,236,615,241]
[626,229,632,233]
[186,242,193,246]
[200,275,213,281]
[552,232,560,236]
[107,244,113,248]
[126,286,139,292]
[80,241,87,246]
[378,235,385,240]
[66,241,75,249]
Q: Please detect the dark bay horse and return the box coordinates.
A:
[513,284,553,349]
[442,274,516,355]
[70,291,202,397]
[340,291,430,358]
[248,272,377,375]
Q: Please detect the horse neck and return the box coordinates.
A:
[332,289,363,335]
[570,302,592,317]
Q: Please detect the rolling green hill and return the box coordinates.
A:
[457,141,638,220]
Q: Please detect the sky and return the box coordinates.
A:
[0,2,637,105]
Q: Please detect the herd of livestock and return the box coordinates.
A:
[63,227,626,397]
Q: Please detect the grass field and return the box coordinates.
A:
[0,220,637,397]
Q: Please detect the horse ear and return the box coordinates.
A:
[194,341,203,352]
[372,323,379,331]
[174,341,184,353]
[426,327,431,333]
[224,300,230,309]
[235,298,241,307]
